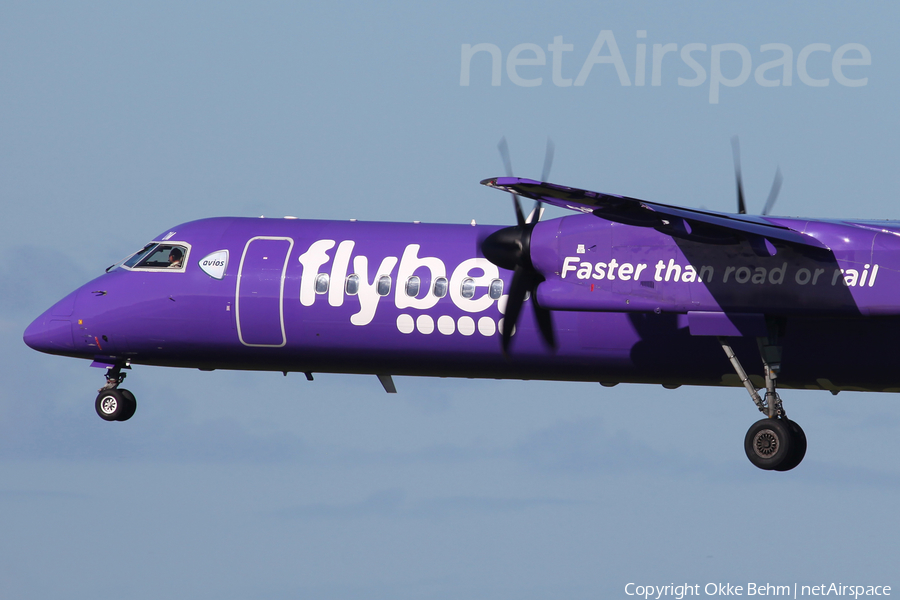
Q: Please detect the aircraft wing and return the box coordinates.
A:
[481,177,829,250]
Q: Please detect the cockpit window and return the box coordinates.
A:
[121,244,157,269]
[117,243,190,271]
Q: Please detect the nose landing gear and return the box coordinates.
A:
[719,334,807,471]
[95,363,137,422]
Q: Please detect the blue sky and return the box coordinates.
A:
[2,1,900,598]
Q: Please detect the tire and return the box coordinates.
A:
[95,389,125,421]
[774,419,807,472]
[744,418,793,471]
[117,389,137,422]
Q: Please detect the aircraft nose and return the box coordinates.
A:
[23,290,79,354]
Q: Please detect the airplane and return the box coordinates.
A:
[22,139,900,472]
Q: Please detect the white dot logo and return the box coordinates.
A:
[478,317,496,336]
[396,314,499,338]
[457,316,475,336]
[416,314,435,334]
[437,315,455,335]
[397,314,414,334]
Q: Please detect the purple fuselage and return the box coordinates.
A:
[23,213,900,393]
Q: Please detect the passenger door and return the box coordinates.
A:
[235,237,294,347]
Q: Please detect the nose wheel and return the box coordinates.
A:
[95,388,137,421]
[95,363,137,422]
[744,417,806,471]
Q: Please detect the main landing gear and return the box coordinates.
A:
[95,363,137,422]
[719,335,807,471]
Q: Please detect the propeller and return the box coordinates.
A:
[762,167,783,216]
[532,138,554,223]
[730,136,747,215]
[481,137,557,355]
[496,137,527,227]
[730,135,783,216]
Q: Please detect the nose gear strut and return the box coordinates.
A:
[99,362,129,392]
[718,338,784,419]
[718,330,806,471]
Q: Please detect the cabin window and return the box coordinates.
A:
[377,275,391,296]
[489,279,503,300]
[432,277,448,298]
[123,243,189,270]
[405,276,420,297]
[315,273,329,294]
[460,277,476,299]
[345,274,359,295]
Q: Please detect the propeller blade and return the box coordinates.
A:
[533,301,556,350]
[731,135,746,215]
[525,205,544,225]
[501,266,530,355]
[498,137,526,227]
[512,195,527,228]
[527,137,555,225]
[762,167,783,216]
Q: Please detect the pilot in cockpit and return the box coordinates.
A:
[168,247,184,268]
